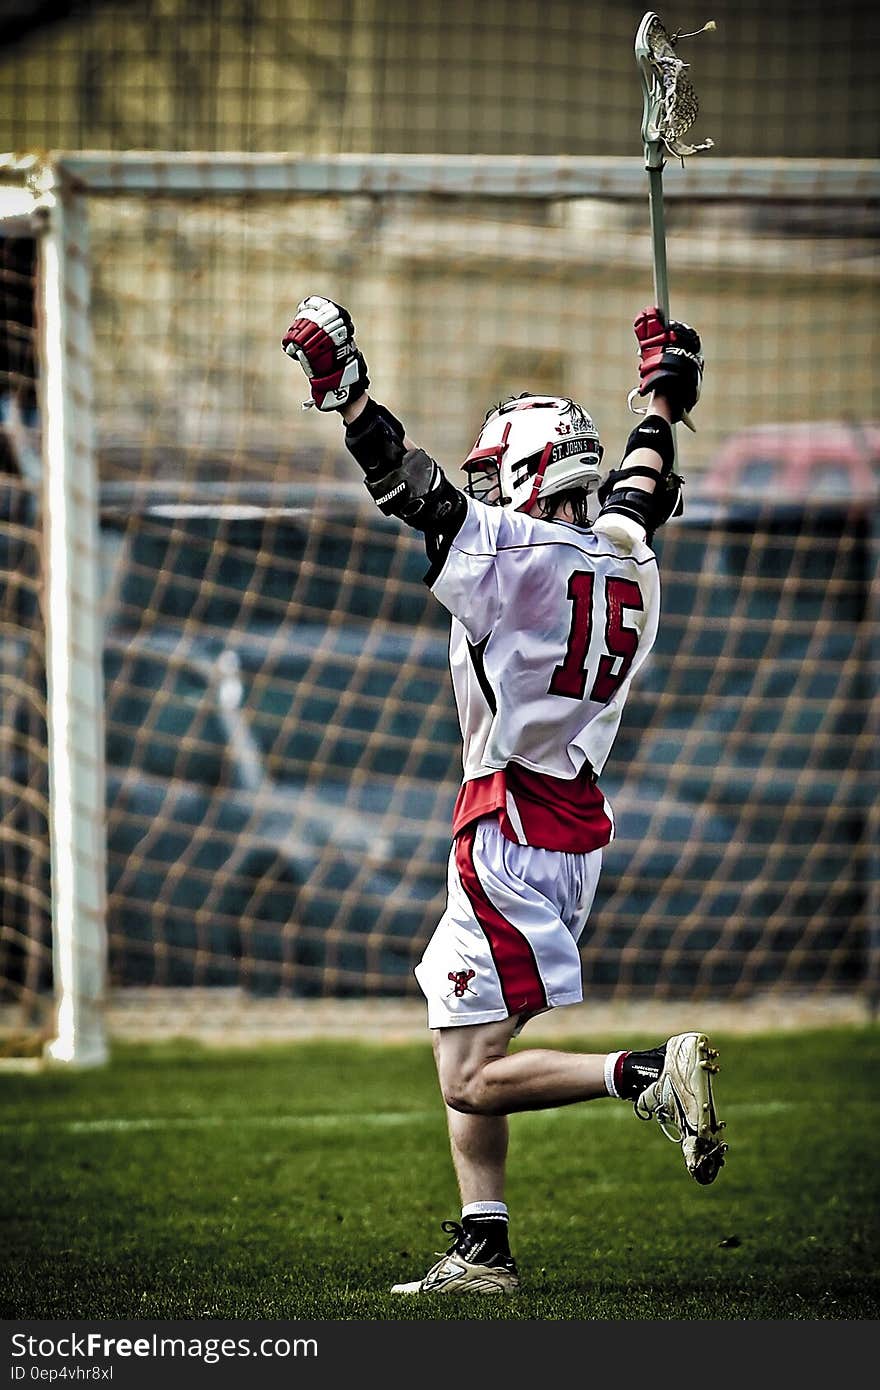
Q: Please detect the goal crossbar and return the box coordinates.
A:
[10,151,880,201]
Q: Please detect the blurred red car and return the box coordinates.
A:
[694,421,880,505]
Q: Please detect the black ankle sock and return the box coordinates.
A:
[461,1213,511,1258]
[616,1043,667,1101]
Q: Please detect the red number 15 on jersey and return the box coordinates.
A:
[548,572,644,704]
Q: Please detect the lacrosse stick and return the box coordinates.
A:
[634,11,715,432]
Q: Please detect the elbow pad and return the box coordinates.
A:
[364,447,467,536]
[597,414,683,542]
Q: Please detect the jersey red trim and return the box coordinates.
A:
[452,761,614,853]
[452,772,507,835]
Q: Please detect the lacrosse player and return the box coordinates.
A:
[282,296,727,1295]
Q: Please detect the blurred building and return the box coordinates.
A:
[0,0,874,159]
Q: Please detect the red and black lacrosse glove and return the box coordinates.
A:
[282,295,370,411]
[633,305,703,424]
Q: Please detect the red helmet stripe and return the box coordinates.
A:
[464,420,511,468]
[518,440,554,513]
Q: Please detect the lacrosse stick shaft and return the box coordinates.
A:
[645,159,679,445]
[646,164,671,321]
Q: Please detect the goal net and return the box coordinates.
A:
[1,153,877,1057]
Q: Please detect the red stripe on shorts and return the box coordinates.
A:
[454,826,548,1017]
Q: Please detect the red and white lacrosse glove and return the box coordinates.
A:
[282,295,370,412]
[632,305,703,428]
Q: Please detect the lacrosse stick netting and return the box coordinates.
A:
[636,11,716,168]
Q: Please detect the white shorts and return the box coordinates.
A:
[414,817,603,1030]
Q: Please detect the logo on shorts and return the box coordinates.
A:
[447,968,476,999]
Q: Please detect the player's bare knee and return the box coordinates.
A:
[441,1080,491,1114]
[441,1084,475,1114]
[435,1019,516,1113]
[439,1059,500,1115]
[438,1062,478,1113]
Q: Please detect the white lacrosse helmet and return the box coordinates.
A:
[462,394,604,512]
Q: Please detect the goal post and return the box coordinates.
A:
[1,150,878,1058]
[37,168,108,1066]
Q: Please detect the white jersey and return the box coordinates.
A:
[430,497,660,786]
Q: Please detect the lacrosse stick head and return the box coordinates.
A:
[636,11,715,167]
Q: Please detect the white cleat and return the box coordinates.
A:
[635,1031,728,1185]
[391,1221,520,1295]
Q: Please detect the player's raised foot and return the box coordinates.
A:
[390,1220,520,1295]
[634,1031,728,1185]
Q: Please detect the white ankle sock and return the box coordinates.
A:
[604,1050,627,1099]
[462,1201,508,1222]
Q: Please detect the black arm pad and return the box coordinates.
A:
[344,398,407,476]
[364,447,467,537]
[622,414,676,473]
[597,473,684,543]
[420,471,468,537]
[596,412,682,543]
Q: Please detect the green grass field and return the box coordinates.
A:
[2,1025,878,1321]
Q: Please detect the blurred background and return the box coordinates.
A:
[0,0,877,1047]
